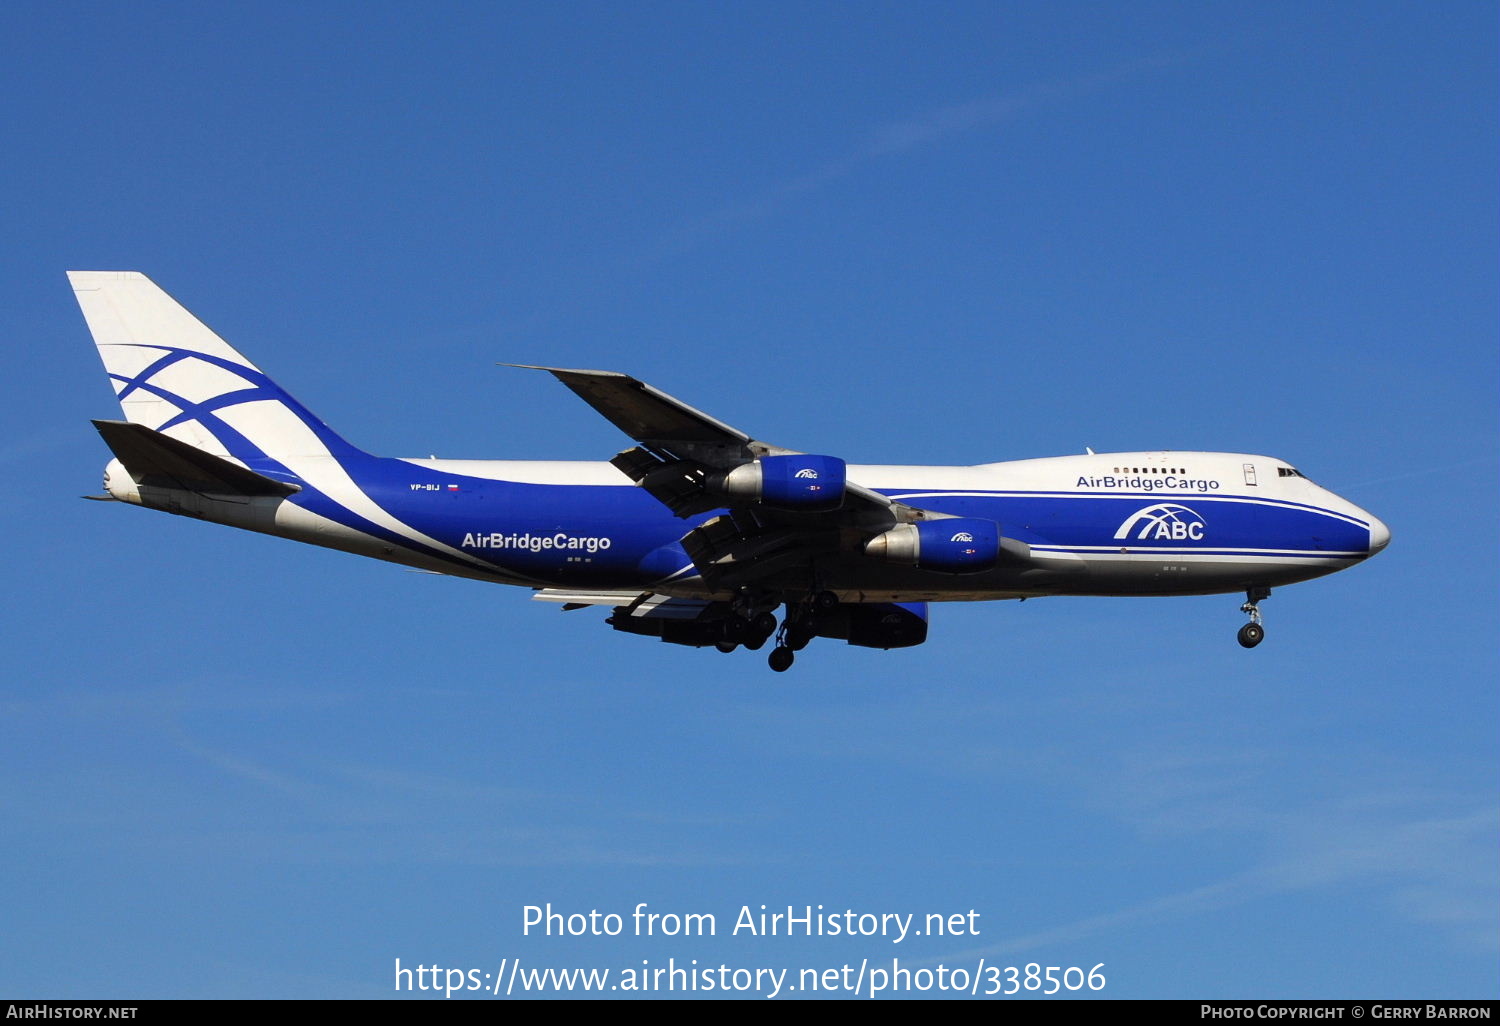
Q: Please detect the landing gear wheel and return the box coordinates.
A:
[740,611,777,651]
[715,641,738,653]
[785,626,813,651]
[768,647,795,672]
[813,590,839,613]
[1236,586,1270,648]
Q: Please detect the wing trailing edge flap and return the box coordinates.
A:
[531,589,711,620]
[678,514,833,587]
[92,420,300,498]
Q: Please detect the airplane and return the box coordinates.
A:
[71,271,1391,671]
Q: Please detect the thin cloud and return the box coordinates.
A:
[171,727,330,805]
[735,697,1498,956]
[918,791,1500,966]
[648,54,1185,260]
[865,54,1186,158]
[1333,455,1498,492]
[919,868,1280,966]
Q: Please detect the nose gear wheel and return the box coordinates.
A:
[1237,587,1271,648]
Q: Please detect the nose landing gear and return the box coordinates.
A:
[1237,587,1270,648]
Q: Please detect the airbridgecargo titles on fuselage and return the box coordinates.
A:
[462,531,613,553]
[1075,475,1222,492]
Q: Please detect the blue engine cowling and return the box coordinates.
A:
[717,454,847,511]
[863,517,1002,573]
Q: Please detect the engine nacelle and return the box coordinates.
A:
[716,454,846,511]
[823,602,929,649]
[863,517,1002,574]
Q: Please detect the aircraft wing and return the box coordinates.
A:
[514,363,900,512]
[515,365,1001,591]
[504,365,769,458]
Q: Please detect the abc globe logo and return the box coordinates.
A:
[794,468,819,479]
[1114,504,1207,542]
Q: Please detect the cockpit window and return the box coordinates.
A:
[1277,466,1307,479]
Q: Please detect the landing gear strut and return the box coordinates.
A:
[1238,587,1270,648]
[768,610,809,672]
[766,590,839,671]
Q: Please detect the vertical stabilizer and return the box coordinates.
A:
[68,271,362,463]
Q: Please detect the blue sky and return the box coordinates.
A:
[2,0,1495,999]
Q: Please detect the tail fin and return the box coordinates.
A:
[69,271,363,464]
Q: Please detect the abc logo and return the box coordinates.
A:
[1113,504,1207,542]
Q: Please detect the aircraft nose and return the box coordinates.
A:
[1367,514,1391,556]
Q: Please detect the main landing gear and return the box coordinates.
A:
[766,591,838,672]
[712,611,778,654]
[1237,587,1270,648]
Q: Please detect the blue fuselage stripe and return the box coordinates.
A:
[293,457,1372,589]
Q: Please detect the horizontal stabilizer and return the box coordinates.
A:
[93,419,300,497]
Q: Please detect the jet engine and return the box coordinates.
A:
[713,454,846,511]
[814,602,930,649]
[863,517,1002,573]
